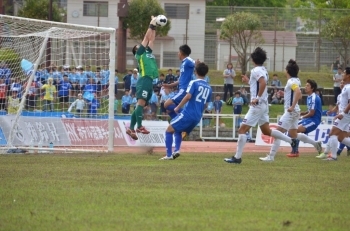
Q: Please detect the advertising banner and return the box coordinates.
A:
[0,116,169,147]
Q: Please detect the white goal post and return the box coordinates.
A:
[0,14,116,153]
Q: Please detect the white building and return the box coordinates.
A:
[66,0,207,69]
[217,31,298,72]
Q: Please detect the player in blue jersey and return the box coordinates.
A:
[259,79,323,161]
[159,62,212,160]
[163,44,195,120]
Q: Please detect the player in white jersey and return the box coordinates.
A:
[316,80,350,159]
[224,47,297,164]
[319,67,350,161]
[260,78,323,161]
[257,60,302,161]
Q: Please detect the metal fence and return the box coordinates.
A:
[204,6,350,72]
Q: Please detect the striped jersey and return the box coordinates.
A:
[284,77,301,111]
[249,66,269,103]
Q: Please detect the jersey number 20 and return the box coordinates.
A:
[196,86,210,103]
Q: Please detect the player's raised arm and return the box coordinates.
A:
[140,16,157,48]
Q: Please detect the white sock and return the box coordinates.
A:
[234,134,247,159]
[269,139,281,157]
[341,137,350,147]
[324,141,330,154]
[329,135,338,159]
[297,133,317,146]
[271,130,292,144]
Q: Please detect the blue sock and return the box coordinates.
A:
[165,131,173,157]
[337,143,346,155]
[166,104,177,119]
[174,132,182,153]
[294,139,300,153]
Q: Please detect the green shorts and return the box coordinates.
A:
[136,76,154,103]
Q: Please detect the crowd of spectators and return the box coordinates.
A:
[0,62,117,116]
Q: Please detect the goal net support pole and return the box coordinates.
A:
[7,31,51,148]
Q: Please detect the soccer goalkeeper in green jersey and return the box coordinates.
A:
[126,16,160,140]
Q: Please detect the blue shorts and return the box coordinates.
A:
[170,113,199,134]
[298,118,319,134]
[171,89,186,105]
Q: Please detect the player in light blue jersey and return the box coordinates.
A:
[163,45,195,120]
[160,62,212,160]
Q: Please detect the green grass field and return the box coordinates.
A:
[1,153,349,231]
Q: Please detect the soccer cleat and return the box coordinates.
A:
[316,153,327,159]
[159,156,174,160]
[126,129,138,140]
[287,151,299,157]
[315,141,322,154]
[224,156,242,164]
[259,155,274,162]
[322,157,337,161]
[136,126,150,134]
[182,132,188,140]
[172,152,180,159]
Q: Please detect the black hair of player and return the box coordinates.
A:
[63,74,68,78]
[235,91,241,96]
[132,45,138,56]
[250,47,267,65]
[345,67,350,75]
[306,79,317,92]
[195,62,209,77]
[286,59,299,77]
[179,45,191,56]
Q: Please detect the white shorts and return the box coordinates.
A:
[334,114,350,132]
[242,103,269,127]
[278,110,300,130]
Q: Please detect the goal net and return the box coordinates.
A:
[0,14,116,153]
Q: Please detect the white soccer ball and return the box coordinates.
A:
[220,123,226,128]
[156,15,168,27]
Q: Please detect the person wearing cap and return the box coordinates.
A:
[126,16,160,139]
